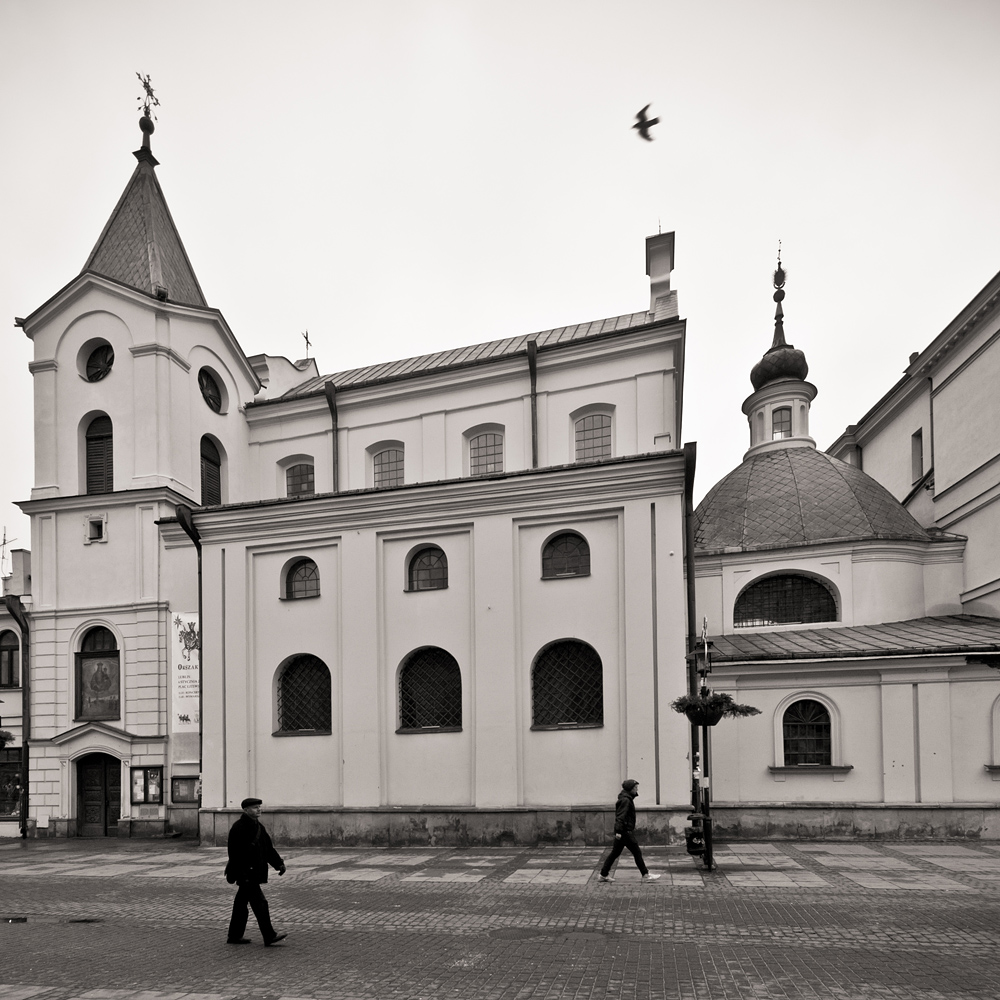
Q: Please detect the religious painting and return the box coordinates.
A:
[76,653,120,720]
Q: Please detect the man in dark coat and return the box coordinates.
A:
[599,779,660,882]
[226,797,288,945]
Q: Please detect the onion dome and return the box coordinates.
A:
[694,447,930,555]
[750,258,809,390]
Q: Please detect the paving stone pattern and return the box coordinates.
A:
[3,838,1000,998]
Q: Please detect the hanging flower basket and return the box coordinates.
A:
[670,692,760,727]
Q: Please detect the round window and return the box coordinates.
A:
[86,343,115,382]
[198,368,222,413]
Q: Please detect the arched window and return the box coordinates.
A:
[408,547,448,591]
[198,368,223,413]
[772,407,792,439]
[276,654,332,733]
[575,413,612,461]
[286,463,315,497]
[398,647,462,732]
[783,699,832,766]
[374,447,404,489]
[76,626,120,721]
[0,630,19,688]
[285,558,320,599]
[469,432,504,475]
[86,416,114,494]
[200,436,222,506]
[541,532,590,579]
[734,574,837,628]
[531,640,603,729]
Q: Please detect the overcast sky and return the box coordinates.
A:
[2,0,999,574]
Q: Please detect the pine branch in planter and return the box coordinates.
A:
[0,730,14,748]
[670,692,761,719]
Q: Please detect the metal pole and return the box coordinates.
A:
[701,721,714,871]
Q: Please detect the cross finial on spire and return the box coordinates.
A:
[771,240,787,350]
[136,73,159,119]
[302,329,312,359]
[134,73,160,162]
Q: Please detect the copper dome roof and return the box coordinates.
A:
[694,447,931,554]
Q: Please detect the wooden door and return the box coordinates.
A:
[78,753,121,836]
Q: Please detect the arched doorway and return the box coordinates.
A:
[77,753,121,836]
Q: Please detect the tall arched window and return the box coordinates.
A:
[782,699,832,766]
[374,447,404,488]
[469,432,504,475]
[285,558,320,599]
[531,640,603,729]
[86,416,114,494]
[772,407,792,439]
[574,413,612,461]
[200,436,222,506]
[734,574,837,628]
[398,647,462,731]
[76,626,120,721]
[276,654,332,733]
[286,463,315,497]
[0,630,19,688]
[541,532,590,579]
[408,547,448,591]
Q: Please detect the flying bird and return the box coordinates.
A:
[632,104,659,142]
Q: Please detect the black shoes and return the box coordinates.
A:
[264,932,288,946]
[226,937,251,944]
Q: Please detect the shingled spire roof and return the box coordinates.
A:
[81,112,207,308]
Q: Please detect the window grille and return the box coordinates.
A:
[286,463,315,497]
[408,547,448,591]
[783,699,832,765]
[0,630,19,688]
[772,407,792,439]
[286,559,320,599]
[532,640,603,728]
[86,416,114,494]
[82,626,117,652]
[734,575,837,628]
[374,448,404,488]
[86,344,115,382]
[198,368,222,413]
[541,533,590,579]
[277,654,332,732]
[201,437,221,506]
[575,413,612,461]
[399,647,462,730]
[470,432,503,475]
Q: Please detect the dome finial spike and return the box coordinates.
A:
[771,240,787,350]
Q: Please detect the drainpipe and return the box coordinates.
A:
[324,382,339,492]
[527,340,538,468]
[4,595,29,839]
[682,442,700,811]
[174,505,203,807]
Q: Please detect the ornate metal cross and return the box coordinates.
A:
[136,72,160,119]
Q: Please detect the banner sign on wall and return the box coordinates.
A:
[171,612,201,733]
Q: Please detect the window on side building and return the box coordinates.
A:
[782,699,832,766]
[0,631,19,688]
[276,654,332,734]
[398,647,462,732]
[734,574,837,628]
[531,639,603,729]
[85,416,114,494]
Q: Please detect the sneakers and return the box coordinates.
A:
[598,874,614,882]
[642,872,661,882]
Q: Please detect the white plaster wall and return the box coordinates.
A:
[850,390,930,502]
[850,552,926,625]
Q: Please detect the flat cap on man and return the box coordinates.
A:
[241,797,263,809]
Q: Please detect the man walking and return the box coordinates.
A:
[599,779,660,882]
[226,796,288,945]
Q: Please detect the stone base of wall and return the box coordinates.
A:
[199,806,691,847]
[710,803,1000,840]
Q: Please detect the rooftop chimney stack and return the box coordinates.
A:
[645,232,678,321]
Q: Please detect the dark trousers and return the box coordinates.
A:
[601,831,648,876]
[228,880,276,942]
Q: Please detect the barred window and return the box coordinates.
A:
[734,575,837,628]
[286,463,315,497]
[398,647,462,732]
[0,630,19,688]
[542,532,590,579]
[286,558,320,599]
[772,407,792,440]
[574,413,612,461]
[470,433,504,475]
[531,640,603,729]
[277,654,332,733]
[374,448,404,489]
[783,699,832,766]
[198,368,222,413]
[408,547,448,591]
[86,416,114,494]
[200,436,222,506]
[86,343,115,382]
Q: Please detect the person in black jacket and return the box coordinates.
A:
[598,779,660,882]
[226,797,288,945]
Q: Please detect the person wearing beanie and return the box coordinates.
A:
[598,779,660,882]
[225,797,288,945]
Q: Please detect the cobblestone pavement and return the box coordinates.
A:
[3,838,1000,999]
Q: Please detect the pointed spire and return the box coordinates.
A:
[749,243,808,390]
[770,243,787,351]
[80,77,207,307]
